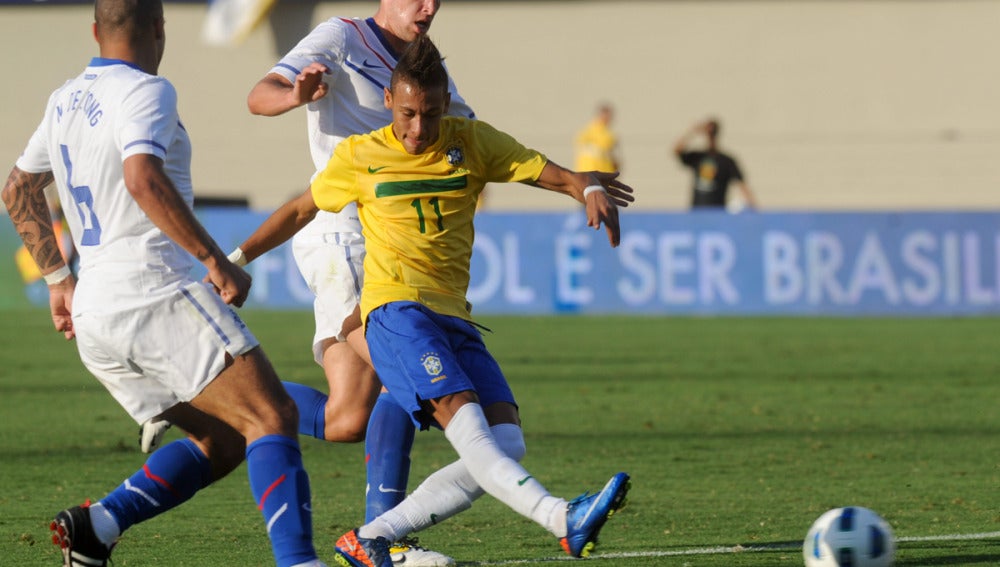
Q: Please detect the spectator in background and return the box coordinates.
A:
[574,102,620,174]
[674,118,758,210]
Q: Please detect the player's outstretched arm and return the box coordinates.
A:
[247,63,330,116]
[2,166,77,338]
[532,162,634,247]
[236,187,320,264]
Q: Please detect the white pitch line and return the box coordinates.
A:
[463,531,1000,565]
[898,530,1000,542]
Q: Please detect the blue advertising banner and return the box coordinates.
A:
[5,210,1000,315]
[471,211,1000,316]
[202,209,1000,316]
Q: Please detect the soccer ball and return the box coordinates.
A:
[803,506,895,567]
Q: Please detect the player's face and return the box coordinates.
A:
[383,0,441,43]
[386,80,450,155]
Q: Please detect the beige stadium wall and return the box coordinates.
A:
[2,0,999,212]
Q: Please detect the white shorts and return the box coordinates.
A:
[73,280,259,424]
[291,230,365,363]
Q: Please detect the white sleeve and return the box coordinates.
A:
[118,77,179,161]
[269,18,347,83]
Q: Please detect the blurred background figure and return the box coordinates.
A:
[574,102,621,174]
[202,0,278,46]
[674,118,758,211]
[202,0,318,56]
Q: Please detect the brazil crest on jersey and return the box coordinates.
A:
[311,117,547,323]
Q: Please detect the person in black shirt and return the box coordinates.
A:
[674,118,758,210]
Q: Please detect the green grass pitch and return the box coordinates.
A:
[1,310,998,565]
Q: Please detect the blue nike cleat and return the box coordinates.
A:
[334,528,392,567]
[560,472,631,558]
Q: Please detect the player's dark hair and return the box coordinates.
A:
[390,34,449,95]
[95,0,162,41]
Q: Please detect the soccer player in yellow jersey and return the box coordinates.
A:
[231,35,634,567]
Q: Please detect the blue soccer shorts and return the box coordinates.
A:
[365,301,516,430]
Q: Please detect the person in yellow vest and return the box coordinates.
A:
[574,102,620,174]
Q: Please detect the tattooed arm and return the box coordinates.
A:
[2,166,76,339]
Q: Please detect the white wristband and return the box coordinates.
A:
[43,265,72,285]
[583,185,607,199]
[228,247,248,267]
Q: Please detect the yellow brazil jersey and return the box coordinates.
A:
[574,118,618,173]
[311,116,548,324]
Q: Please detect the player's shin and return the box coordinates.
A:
[364,393,415,522]
[360,422,522,540]
[98,438,212,541]
[246,435,317,567]
[444,404,566,537]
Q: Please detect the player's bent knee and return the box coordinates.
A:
[261,393,300,437]
[322,402,372,443]
[201,350,302,439]
[323,420,366,443]
[483,401,521,428]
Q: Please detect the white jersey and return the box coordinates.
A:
[16,58,195,308]
[271,16,475,235]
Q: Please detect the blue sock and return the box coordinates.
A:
[247,434,315,567]
[365,393,415,523]
[100,439,211,531]
[283,381,327,440]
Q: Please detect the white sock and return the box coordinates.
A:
[359,423,526,541]
[444,404,566,537]
[359,459,478,541]
[88,502,120,547]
